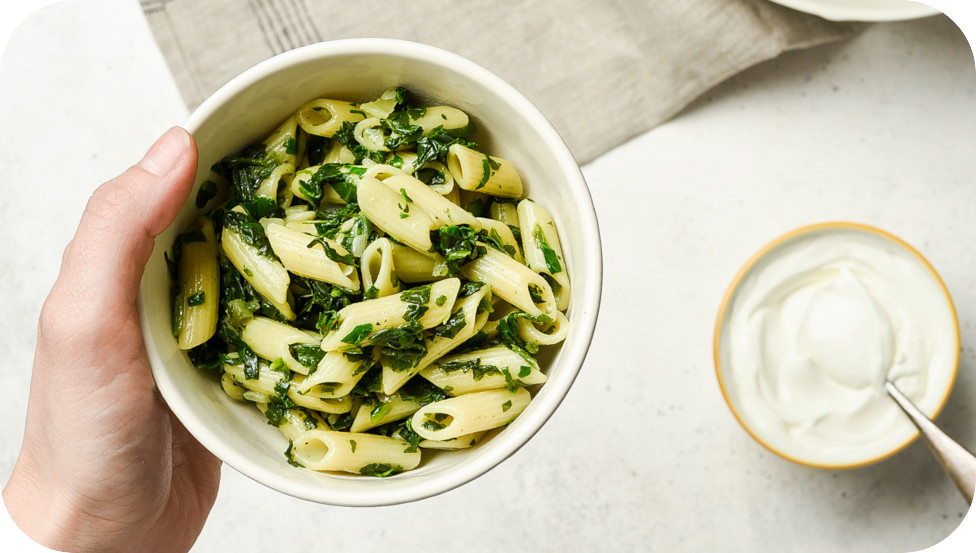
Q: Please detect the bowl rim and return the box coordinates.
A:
[146,38,604,506]
[712,221,960,469]
[765,0,940,22]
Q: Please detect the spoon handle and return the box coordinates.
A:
[885,381,976,505]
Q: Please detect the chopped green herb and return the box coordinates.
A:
[186,291,205,307]
[370,402,393,423]
[284,441,303,467]
[273,378,293,406]
[359,463,403,477]
[422,412,451,431]
[195,180,218,209]
[477,156,500,190]
[403,302,429,321]
[299,163,360,205]
[307,236,355,266]
[341,323,374,345]
[400,284,431,305]
[223,210,279,261]
[414,124,478,168]
[465,197,489,217]
[430,309,466,339]
[290,343,326,371]
[431,225,486,276]
[284,137,298,155]
[458,281,485,298]
[264,402,287,426]
[436,358,499,381]
[533,224,562,274]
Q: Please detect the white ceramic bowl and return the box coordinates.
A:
[138,39,602,506]
[767,0,939,21]
[713,222,959,469]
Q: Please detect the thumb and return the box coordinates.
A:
[56,127,198,312]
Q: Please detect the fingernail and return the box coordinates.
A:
[138,127,189,176]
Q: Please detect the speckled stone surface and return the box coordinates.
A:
[1,1,974,551]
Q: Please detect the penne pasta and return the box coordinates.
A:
[380,282,491,395]
[476,216,523,262]
[176,216,219,349]
[461,248,557,318]
[297,98,364,137]
[390,243,445,283]
[381,174,480,229]
[349,391,422,433]
[517,310,570,346]
[319,278,461,352]
[518,199,571,311]
[418,431,488,450]
[295,349,376,398]
[357,176,437,253]
[257,403,327,442]
[266,222,360,291]
[360,237,401,299]
[446,143,522,198]
[411,387,532,441]
[239,316,320,375]
[290,430,421,475]
[221,207,295,320]
[409,105,469,133]
[419,345,548,396]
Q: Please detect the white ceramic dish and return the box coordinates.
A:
[714,222,959,469]
[138,39,603,506]
[768,0,939,21]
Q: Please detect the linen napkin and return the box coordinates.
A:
[139,0,861,163]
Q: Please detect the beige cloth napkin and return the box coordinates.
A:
[140,0,860,163]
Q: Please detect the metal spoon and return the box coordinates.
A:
[885,381,976,504]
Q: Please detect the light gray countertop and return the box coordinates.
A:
[1,1,975,551]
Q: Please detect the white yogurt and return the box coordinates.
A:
[718,225,958,467]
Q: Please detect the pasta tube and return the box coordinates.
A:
[419,345,548,396]
[297,98,364,137]
[518,199,570,311]
[360,238,401,299]
[294,349,375,398]
[221,207,295,320]
[290,430,421,475]
[357,176,437,253]
[446,144,522,198]
[239,316,320,375]
[349,391,422,433]
[381,174,480,229]
[380,282,491,395]
[266,222,360,291]
[411,387,532,441]
[461,248,557,318]
[176,216,219,349]
[320,278,461,352]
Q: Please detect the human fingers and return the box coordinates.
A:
[55,127,197,312]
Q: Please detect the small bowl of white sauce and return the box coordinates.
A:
[714,222,960,468]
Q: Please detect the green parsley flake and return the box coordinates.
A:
[186,291,205,307]
[341,323,374,345]
[533,224,562,274]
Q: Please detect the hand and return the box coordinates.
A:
[2,127,221,553]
